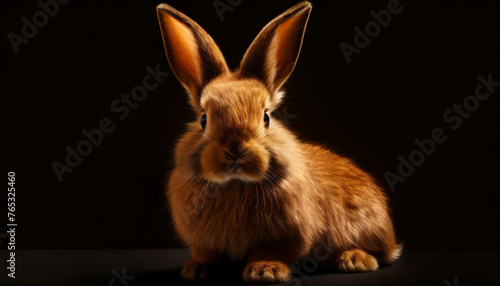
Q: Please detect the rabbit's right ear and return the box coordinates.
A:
[157,4,229,109]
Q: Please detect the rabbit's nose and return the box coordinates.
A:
[224,148,249,160]
[224,149,248,172]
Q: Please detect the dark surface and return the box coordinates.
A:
[0,249,499,286]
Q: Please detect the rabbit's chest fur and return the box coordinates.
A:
[168,171,320,260]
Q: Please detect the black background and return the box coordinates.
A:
[1,0,499,253]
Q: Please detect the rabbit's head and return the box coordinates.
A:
[157,2,311,183]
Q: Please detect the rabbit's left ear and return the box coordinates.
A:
[238,1,312,95]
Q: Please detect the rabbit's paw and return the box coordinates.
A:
[181,260,211,280]
[243,260,291,283]
[337,249,379,272]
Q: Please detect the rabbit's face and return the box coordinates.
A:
[198,77,272,183]
[157,2,312,183]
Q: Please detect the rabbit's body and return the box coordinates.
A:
[158,2,400,283]
[169,122,399,264]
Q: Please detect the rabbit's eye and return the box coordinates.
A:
[200,114,207,130]
[264,112,270,127]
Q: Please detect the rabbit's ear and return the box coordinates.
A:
[157,4,228,107]
[239,1,311,94]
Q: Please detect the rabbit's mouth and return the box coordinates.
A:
[224,172,258,183]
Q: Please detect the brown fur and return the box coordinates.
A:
[157,1,401,283]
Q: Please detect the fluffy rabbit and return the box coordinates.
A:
[157,1,401,283]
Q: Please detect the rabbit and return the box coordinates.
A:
[156,1,401,283]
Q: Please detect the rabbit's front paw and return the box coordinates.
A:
[243,260,291,283]
[181,260,211,280]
